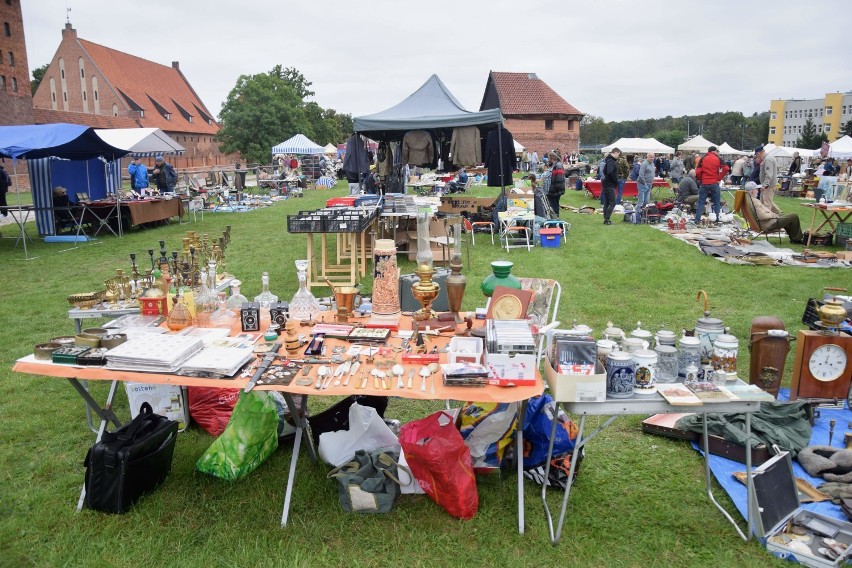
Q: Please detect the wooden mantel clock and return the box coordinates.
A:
[789,330,852,400]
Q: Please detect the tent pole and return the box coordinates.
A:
[116,156,123,237]
[12,159,34,260]
[497,122,506,198]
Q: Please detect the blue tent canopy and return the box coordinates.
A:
[0,123,129,160]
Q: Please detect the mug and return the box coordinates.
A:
[631,349,658,394]
[606,352,635,399]
[622,337,649,353]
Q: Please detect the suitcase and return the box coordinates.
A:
[83,402,179,514]
[399,268,451,312]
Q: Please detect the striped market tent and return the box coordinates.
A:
[95,128,185,157]
[271,134,325,156]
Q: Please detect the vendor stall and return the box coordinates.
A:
[678,135,718,153]
[583,178,671,199]
[601,137,674,155]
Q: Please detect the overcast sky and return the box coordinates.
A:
[21,0,852,124]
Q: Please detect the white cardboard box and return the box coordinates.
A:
[543,356,606,402]
[124,382,189,429]
[448,336,483,364]
[485,351,537,387]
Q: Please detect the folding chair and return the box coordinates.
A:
[503,225,531,252]
[733,190,782,244]
[463,216,495,246]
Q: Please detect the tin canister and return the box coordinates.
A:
[631,349,658,394]
[606,351,635,399]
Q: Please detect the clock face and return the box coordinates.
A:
[492,295,523,320]
[808,344,848,381]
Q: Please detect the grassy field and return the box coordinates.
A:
[0,179,845,567]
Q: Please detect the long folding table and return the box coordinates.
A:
[12,314,542,533]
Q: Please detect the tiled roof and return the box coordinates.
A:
[488,72,582,117]
[79,39,219,135]
[32,107,140,129]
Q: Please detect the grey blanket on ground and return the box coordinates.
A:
[675,401,812,457]
[798,447,852,483]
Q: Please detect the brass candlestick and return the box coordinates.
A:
[445,221,466,323]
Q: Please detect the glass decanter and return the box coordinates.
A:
[166,294,193,331]
[195,268,218,318]
[289,259,321,321]
[210,292,237,325]
[225,280,248,312]
[254,271,279,308]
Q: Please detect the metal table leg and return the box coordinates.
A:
[280,394,317,527]
[72,379,121,511]
[516,400,526,534]
[702,411,751,541]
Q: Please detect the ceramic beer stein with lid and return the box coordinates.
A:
[711,333,739,381]
[655,329,677,348]
[631,349,658,395]
[606,351,635,399]
[603,321,625,343]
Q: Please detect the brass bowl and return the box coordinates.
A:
[67,291,104,309]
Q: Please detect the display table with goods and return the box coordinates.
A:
[82,197,184,233]
[800,202,852,247]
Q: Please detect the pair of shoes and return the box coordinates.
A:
[603,220,612,225]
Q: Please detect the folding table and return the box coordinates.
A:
[540,395,760,545]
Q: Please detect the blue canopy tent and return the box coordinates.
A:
[0,123,129,256]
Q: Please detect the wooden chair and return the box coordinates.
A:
[733,190,782,244]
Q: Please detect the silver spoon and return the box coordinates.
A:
[419,366,430,392]
[392,364,405,389]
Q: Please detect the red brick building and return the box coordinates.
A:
[480,71,583,157]
[0,0,33,125]
[32,24,234,168]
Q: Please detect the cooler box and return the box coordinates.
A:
[540,227,562,248]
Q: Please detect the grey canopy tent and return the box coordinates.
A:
[352,75,511,192]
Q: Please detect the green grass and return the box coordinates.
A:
[0,179,844,567]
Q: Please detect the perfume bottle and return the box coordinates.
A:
[225,280,248,312]
[195,268,218,325]
[254,271,279,308]
[289,259,321,321]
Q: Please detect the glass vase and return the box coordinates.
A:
[225,280,248,312]
[166,294,193,331]
[254,271,279,308]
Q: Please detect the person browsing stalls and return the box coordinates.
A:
[151,155,178,194]
[744,181,803,243]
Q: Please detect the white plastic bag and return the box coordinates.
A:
[398,448,425,494]
[318,403,400,467]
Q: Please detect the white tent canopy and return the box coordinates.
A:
[323,143,338,155]
[271,134,325,155]
[821,135,852,159]
[601,137,674,154]
[677,135,717,153]
[513,139,524,153]
[717,142,748,156]
[95,128,185,157]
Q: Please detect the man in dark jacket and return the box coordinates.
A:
[151,155,178,193]
[677,169,700,207]
[547,153,565,218]
[0,164,10,216]
[601,148,621,225]
[694,146,730,223]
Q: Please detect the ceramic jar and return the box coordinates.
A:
[711,333,739,381]
[655,329,677,348]
[606,351,635,399]
[481,260,521,297]
[630,321,654,344]
[695,315,725,362]
[596,339,618,367]
[372,239,401,315]
[603,321,625,343]
[678,336,702,381]
[622,337,649,353]
[654,345,679,383]
[683,363,699,384]
[631,349,658,394]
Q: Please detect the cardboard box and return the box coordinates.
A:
[125,382,189,429]
[543,356,607,402]
[448,336,483,364]
[485,351,537,387]
[438,196,481,214]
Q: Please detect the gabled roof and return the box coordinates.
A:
[33,108,140,129]
[483,72,582,117]
[79,39,219,135]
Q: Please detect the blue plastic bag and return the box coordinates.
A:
[522,394,578,469]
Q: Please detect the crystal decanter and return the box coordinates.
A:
[254,271,279,308]
[289,259,321,321]
[225,280,248,312]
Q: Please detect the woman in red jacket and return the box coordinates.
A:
[693,146,730,224]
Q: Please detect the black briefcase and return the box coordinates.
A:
[83,402,178,514]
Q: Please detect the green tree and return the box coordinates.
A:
[579,115,610,145]
[216,70,311,164]
[269,65,315,99]
[31,63,49,95]
[651,129,686,149]
[796,117,821,149]
[838,119,852,137]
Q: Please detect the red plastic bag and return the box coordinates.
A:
[188,387,240,437]
[398,411,478,519]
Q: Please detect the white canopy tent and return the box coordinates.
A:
[513,139,524,153]
[717,142,748,156]
[820,135,852,159]
[601,137,674,154]
[323,143,338,155]
[677,135,717,153]
[95,128,185,157]
[271,134,325,156]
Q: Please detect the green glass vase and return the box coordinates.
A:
[481,260,521,297]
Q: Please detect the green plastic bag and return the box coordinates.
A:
[196,391,279,480]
